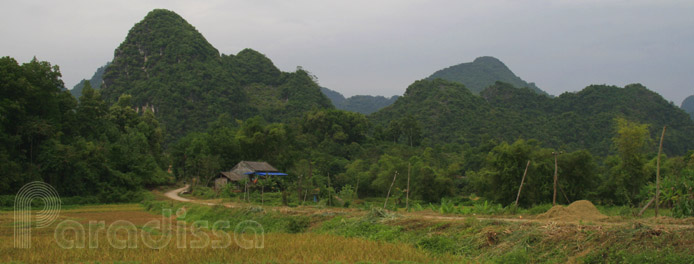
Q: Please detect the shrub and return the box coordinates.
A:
[672,198,694,218]
[286,217,310,233]
[416,236,458,255]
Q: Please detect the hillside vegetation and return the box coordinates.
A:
[428,56,548,95]
[70,62,109,98]
[371,79,694,156]
[320,87,398,114]
[100,9,332,141]
[682,95,694,120]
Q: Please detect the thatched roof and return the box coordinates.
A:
[219,171,245,181]
[239,161,278,172]
[218,161,279,182]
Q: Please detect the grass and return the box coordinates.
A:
[0,204,450,263]
[177,188,694,263]
[313,207,694,263]
[2,192,694,263]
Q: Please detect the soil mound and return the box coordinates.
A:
[537,200,607,222]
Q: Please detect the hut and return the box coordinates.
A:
[214,161,286,191]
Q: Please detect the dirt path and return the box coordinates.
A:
[164,185,192,202]
[160,186,693,229]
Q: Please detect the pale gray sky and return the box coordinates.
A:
[2,0,693,104]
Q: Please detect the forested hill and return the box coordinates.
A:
[428,56,548,96]
[320,87,398,114]
[682,95,694,119]
[371,79,694,156]
[100,9,332,141]
[71,62,109,98]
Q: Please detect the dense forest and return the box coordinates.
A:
[2,9,693,216]
[0,57,168,202]
[320,87,398,114]
[427,56,548,96]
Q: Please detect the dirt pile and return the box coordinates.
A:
[537,200,607,222]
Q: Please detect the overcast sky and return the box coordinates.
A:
[2,0,693,104]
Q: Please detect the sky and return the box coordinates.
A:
[2,0,693,105]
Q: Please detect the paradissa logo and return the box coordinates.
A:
[54,208,264,249]
[14,181,61,248]
[14,182,264,250]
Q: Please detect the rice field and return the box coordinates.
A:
[0,204,450,263]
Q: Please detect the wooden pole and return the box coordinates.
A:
[384,171,398,209]
[638,197,655,217]
[656,125,667,217]
[406,162,411,211]
[354,175,360,200]
[327,172,332,206]
[559,185,571,204]
[552,151,562,205]
[297,173,304,201]
[553,152,558,206]
[515,160,531,206]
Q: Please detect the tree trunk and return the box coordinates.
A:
[656,125,667,217]
[406,163,411,211]
[553,152,559,206]
[515,160,530,206]
[384,171,398,209]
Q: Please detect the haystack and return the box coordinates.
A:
[537,200,607,222]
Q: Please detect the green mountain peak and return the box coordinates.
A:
[126,9,218,61]
[428,56,547,96]
[98,9,332,141]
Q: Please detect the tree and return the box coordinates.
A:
[470,139,554,206]
[606,117,652,205]
[400,114,422,147]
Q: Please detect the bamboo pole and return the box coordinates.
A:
[384,171,398,209]
[327,172,332,206]
[656,125,667,217]
[552,151,562,205]
[297,173,304,201]
[559,185,571,204]
[638,197,655,217]
[354,176,360,200]
[406,162,411,211]
[515,160,531,206]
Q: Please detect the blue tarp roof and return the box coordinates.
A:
[244,172,288,176]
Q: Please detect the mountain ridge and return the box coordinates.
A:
[682,95,694,120]
[428,56,548,96]
[320,87,398,114]
[371,79,694,155]
[71,62,109,98]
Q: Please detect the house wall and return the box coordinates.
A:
[214,177,228,191]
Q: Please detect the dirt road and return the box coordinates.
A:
[160,186,693,229]
[164,185,191,202]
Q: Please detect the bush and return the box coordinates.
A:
[416,236,458,255]
[0,195,15,208]
[526,203,553,215]
[286,217,310,233]
[672,198,694,218]
[190,186,217,199]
